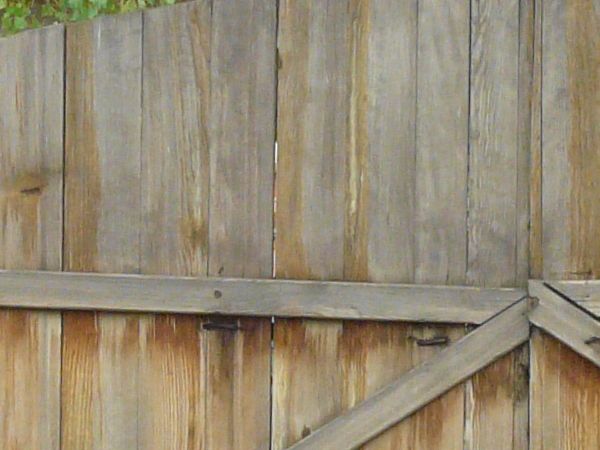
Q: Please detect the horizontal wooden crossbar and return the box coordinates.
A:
[0,271,525,323]
[287,298,531,450]
[529,280,600,368]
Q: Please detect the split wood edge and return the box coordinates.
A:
[0,270,524,324]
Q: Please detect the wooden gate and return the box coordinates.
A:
[1,0,600,449]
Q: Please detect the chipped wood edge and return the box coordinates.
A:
[529,280,600,368]
[0,271,525,323]
[286,298,531,450]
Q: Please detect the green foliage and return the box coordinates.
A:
[1,0,178,35]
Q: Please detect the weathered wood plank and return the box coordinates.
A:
[208,0,276,278]
[62,12,143,450]
[529,0,543,279]
[288,299,530,450]
[0,25,63,450]
[0,270,524,322]
[468,0,521,287]
[542,0,600,279]
[205,1,276,448]
[529,281,600,368]
[139,3,212,449]
[464,345,529,450]
[531,329,600,450]
[141,1,211,277]
[415,0,469,285]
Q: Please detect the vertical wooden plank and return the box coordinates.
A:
[542,0,600,279]
[62,12,143,450]
[208,0,276,278]
[468,0,520,288]
[415,0,469,284]
[0,25,63,450]
[139,3,211,450]
[141,1,211,277]
[276,0,349,280]
[531,329,600,450]
[466,1,530,449]
[206,0,276,448]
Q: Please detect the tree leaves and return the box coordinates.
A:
[0,0,179,35]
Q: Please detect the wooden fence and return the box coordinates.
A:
[0,0,599,449]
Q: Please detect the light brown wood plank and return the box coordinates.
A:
[62,12,143,450]
[415,0,469,285]
[138,4,212,448]
[206,1,276,448]
[468,0,521,287]
[542,0,600,279]
[0,25,63,450]
[531,330,600,450]
[464,345,529,450]
[288,299,530,450]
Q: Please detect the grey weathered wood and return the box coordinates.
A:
[141,1,211,277]
[64,12,142,273]
[540,0,570,279]
[0,271,524,323]
[287,298,530,450]
[547,280,600,318]
[0,24,64,450]
[208,0,276,279]
[468,0,521,287]
[415,0,469,285]
[529,280,600,368]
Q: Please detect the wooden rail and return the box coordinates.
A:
[0,271,525,323]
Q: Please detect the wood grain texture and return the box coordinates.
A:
[62,12,144,450]
[274,2,468,449]
[141,1,211,277]
[139,5,212,450]
[415,0,469,284]
[542,0,600,279]
[529,281,600,368]
[468,0,521,287]
[464,345,529,450]
[273,321,465,450]
[531,329,600,450]
[208,0,276,278]
[205,1,276,448]
[0,25,63,450]
[548,279,600,318]
[529,0,543,279]
[288,299,530,450]
[0,271,525,323]
[466,2,531,449]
